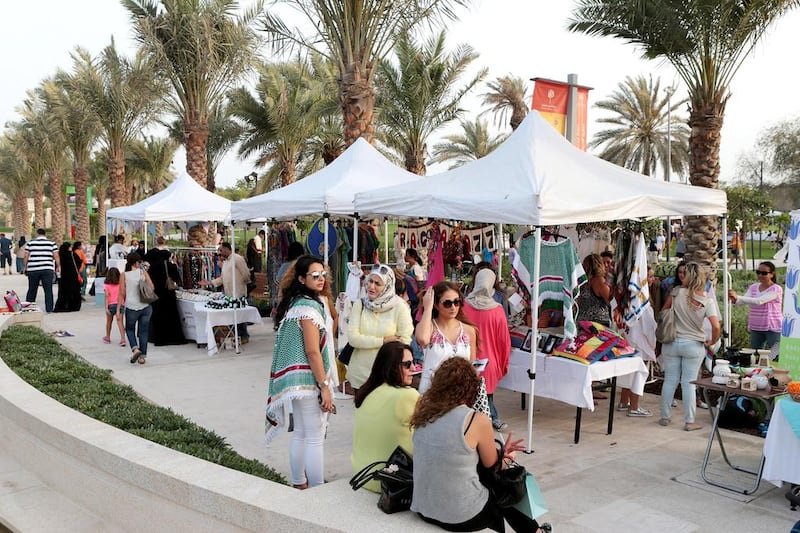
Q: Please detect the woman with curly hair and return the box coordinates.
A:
[266,255,334,489]
[410,357,548,533]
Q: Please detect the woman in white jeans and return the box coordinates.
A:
[659,263,720,431]
[266,255,334,489]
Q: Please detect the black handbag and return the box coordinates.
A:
[338,343,354,365]
[478,439,528,508]
[349,446,413,514]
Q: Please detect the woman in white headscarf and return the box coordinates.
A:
[462,268,511,430]
[346,264,414,391]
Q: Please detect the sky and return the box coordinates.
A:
[2,0,799,189]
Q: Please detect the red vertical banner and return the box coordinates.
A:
[575,87,590,151]
[532,80,569,135]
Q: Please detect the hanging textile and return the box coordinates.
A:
[512,234,586,338]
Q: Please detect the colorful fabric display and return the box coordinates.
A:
[551,321,637,364]
[510,325,530,349]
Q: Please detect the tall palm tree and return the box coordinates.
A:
[260,0,472,147]
[568,0,800,264]
[430,117,506,169]
[78,40,166,208]
[16,87,71,242]
[6,122,47,231]
[229,59,330,190]
[0,137,31,240]
[481,74,529,131]
[376,31,486,175]
[45,54,103,244]
[126,135,179,203]
[88,151,110,238]
[123,0,261,190]
[590,75,689,179]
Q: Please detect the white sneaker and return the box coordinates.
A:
[628,407,653,417]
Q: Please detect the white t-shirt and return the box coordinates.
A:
[109,243,127,259]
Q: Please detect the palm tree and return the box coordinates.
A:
[123,0,260,190]
[6,122,47,231]
[88,152,110,238]
[16,87,71,242]
[568,0,800,264]
[376,31,486,175]
[260,0,471,147]
[126,135,179,203]
[229,59,330,190]
[0,137,31,240]
[78,40,166,208]
[590,75,689,179]
[430,117,506,169]
[45,54,103,244]
[481,74,529,131]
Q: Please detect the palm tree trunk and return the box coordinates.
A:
[33,181,45,230]
[684,103,724,266]
[184,118,209,190]
[109,153,127,208]
[340,62,376,146]
[49,169,66,244]
[404,147,426,175]
[280,158,297,187]
[74,165,90,243]
[95,188,107,240]
[155,222,164,238]
[13,192,28,240]
[64,193,71,242]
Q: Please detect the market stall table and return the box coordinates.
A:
[498,348,648,443]
[762,397,800,488]
[693,377,785,495]
[177,299,262,355]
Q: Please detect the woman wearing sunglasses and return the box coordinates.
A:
[352,341,419,492]
[346,264,414,391]
[266,255,335,489]
[416,281,479,393]
[728,261,782,356]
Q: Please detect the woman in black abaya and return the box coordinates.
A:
[144,246,187,346]
[54,242,82,312]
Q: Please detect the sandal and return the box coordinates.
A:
[129,347,142,364]
[137,356,146,365]
[102,336,111,344]
[659,418,671,426]
[119,340,126,347]
[684,422,702,431]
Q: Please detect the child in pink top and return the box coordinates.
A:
[103,268,126,346]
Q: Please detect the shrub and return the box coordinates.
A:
[0,326,285,484]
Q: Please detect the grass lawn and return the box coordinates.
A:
[0,326,286,484]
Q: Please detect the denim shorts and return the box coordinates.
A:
[108,304,125,315]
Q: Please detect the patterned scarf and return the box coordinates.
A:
[362,264,400,313]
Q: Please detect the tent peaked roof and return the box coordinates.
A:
[355,111,727,225]
[230,137,422,222]
[106,172,232,222]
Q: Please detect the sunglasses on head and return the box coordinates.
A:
[308,270,328,280]
[440,298,462,309]
[372,264,392,276]
[400,360,414,369]
[756,270,771,276]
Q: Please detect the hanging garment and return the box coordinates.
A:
[512,236,586,338]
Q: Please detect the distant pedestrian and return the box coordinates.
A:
[0,233,12,274]
[23,228,60,313]
[14,236,26,273]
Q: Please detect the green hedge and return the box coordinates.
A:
[0,326,285,484]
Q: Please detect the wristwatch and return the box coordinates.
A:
[317,379,330,389]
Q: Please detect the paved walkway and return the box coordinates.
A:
[2,272,799,532]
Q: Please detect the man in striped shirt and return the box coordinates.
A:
[23,228,60,313]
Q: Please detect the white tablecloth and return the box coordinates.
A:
[763,398,800,487]
[176,299,262,355]
[497,348,648,411]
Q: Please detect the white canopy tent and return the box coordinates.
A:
[355,111,729,450]
[229,138,423,262]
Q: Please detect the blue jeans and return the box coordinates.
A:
[750,330,780,351]
[26,269,55,313]
[125,305,152,356]
[660,338,705,423]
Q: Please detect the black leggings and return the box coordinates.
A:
[419,496,540,533]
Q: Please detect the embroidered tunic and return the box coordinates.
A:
[419,321,471,393]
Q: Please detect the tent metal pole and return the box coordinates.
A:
[498,223,504,279]
[231,220,240,354]
[352,214,359,266]
[323,213,330,266]
[721,215,730,350]
[526,226,542,453]
[143,222,148,253]
[384,218,389,264]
